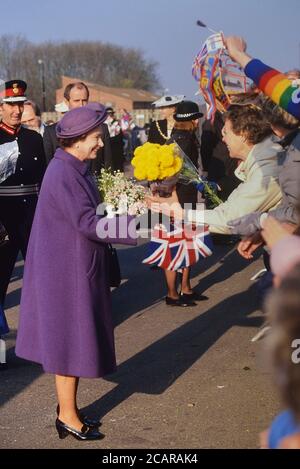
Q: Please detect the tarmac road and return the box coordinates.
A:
[0,238,278,449]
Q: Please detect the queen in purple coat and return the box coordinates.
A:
[15,106,137,441]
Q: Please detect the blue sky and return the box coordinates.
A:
[2,0,300,99]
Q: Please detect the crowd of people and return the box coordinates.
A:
[146,35,300,448]
[0,34,300,447]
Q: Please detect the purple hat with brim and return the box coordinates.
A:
[86,101,107,116]
[56,106,107,138]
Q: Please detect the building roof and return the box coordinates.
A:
[61,76,159,103]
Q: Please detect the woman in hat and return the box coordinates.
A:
[146,95,184,273]
[146,101,208,307]
[103,107,124,172]
[15,107,137,441]
[147,103,283,247]
[148,95,185,144]
[172,100,203,207]
[164,101,207,306]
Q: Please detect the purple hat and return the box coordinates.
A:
[86,101,107,117]
[56,106,107,138]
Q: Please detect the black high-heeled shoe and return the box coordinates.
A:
[56,404,101,428]
[55,418,104,441]
[180,291,208,302]
[165,296,197,307]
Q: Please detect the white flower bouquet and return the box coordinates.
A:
[98,169,147,217]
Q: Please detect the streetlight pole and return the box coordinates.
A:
[38,59,46,112]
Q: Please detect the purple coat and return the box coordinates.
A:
[16,148,136,378]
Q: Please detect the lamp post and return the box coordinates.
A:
[37,59,46,112]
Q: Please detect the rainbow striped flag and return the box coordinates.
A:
[245,59,300,120]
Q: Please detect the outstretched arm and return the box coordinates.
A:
[225,36,300,120]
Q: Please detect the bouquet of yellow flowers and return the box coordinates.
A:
[132,142,182,181]
[132,141,222,206]
[132,142,182,197]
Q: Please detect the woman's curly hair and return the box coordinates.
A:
[224,104,272,144]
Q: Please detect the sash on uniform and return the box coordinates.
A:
[0,140,19,184]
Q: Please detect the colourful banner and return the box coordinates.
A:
[192,33,254,120]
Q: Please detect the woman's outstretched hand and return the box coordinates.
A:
[237,232,264,260]
[145,190,185,220]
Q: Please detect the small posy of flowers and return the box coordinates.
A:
[98,169,147,217]
[131,142,182,181]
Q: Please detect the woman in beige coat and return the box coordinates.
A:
[147,104,282,231]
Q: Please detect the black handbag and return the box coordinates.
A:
[107,244,121,288]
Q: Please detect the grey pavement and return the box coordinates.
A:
[0,239,278,449]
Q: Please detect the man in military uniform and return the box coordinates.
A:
[0,79,46,310]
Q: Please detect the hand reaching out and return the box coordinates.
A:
[145,190,185,220]
[237,232,264,260]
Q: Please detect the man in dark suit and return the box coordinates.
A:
[0,80,46,321]
[43,82,113,172]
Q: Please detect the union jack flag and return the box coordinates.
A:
[192,43,208,81]
[143,222,213,271]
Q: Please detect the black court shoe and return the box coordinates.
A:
[180,291,208,302]
[165,296,197,307]
[56,405,101,428]
[55,418,104,441]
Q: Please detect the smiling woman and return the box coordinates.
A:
[222,104,272,159]
[147,102,283,235]
[15,106,137,441]
[58,127,104,160]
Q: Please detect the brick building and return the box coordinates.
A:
[55,76,160,126]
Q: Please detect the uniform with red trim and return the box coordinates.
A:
[0,79,46,311]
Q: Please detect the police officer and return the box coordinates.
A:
[0,80,46,308]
